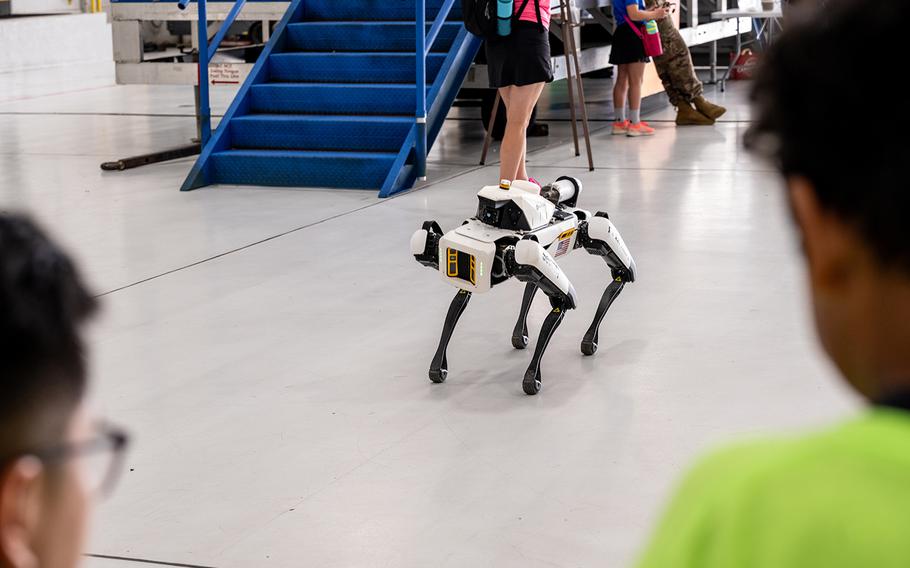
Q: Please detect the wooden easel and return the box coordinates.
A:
[480,0,595,171]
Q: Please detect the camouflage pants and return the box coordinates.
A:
[644,2,703,105]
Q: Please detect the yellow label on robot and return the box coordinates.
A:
[446,248,477,286]
[557,228,576,240]
[447,249,458,277]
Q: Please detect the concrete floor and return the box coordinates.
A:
[0,76,858,568]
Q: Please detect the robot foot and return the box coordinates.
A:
[512,333,529,350]
[522,367,542,395]
[428,367,448,384]
[580,338,598,356]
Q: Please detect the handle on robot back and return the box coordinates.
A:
[556,176,582,204]
[541,176,581,206]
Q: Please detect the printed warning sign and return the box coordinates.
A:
[208,63,243,85]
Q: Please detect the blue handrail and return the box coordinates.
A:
[178,0,247,147]
[426,0,457,52]
[415,0,457,180]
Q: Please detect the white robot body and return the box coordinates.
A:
[411,176,636,395]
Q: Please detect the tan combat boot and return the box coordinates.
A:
[694,96,727,120]
[676,102,715,125]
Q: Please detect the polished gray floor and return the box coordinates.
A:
[0,77,858,568]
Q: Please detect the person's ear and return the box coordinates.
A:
[787,175,857,293]
[0,457,44,568]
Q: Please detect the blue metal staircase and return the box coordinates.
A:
[181,0,481,197]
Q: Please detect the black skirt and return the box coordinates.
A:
[485,21,554,88]
[609,23,650,65]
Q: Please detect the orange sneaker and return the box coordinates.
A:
[627,121,655,137]
[612,120,630,135]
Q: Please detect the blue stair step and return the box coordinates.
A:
[269,52,447,83]
[250,83,425,115]
[302,0,462,21]
[231,115,413,152]
[210,149,397,189]
[287,22,461,52]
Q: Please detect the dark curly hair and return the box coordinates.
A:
[0,213,98,460]
[744,0,909,273]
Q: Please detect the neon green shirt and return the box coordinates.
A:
[636,409,910,568]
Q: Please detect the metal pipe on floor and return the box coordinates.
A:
[100,144,201,171]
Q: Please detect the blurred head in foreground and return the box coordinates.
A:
[637,1,910,566]
[0,214,126,568]
[746,0,910,400]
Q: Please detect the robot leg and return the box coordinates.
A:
[429,289,471,383]
[523,303,567,395]
[577,212,636,356]
[580,278,625,356]
[511,282,538,350]
[508,239,577,395]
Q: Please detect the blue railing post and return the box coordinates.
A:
[197,0,212,146]
[415,0,427,181]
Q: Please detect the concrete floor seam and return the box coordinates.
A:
[93,199,390,298]
[84,553,218,568]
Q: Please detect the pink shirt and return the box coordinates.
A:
[515,0,551,29]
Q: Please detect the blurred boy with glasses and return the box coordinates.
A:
[0,214,128,568]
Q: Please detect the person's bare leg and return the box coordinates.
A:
[512,83,545,181]
[499,89,530,180]
[627,62,646,124]
[613,65,629,118]
[517,143,529,181]
[499,86,512,110]
[500,82,545,182]
[497,86,513,181]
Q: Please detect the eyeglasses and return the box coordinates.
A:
[2,422,131,499]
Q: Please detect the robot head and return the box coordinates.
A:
[475,183,555,231]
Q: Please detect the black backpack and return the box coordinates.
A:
[462,0,498,38]
[462,0,543,39]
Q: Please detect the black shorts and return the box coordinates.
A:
[485,21,554,89]
[609,23,650,65]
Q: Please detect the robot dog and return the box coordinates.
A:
[411,177,636,395]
